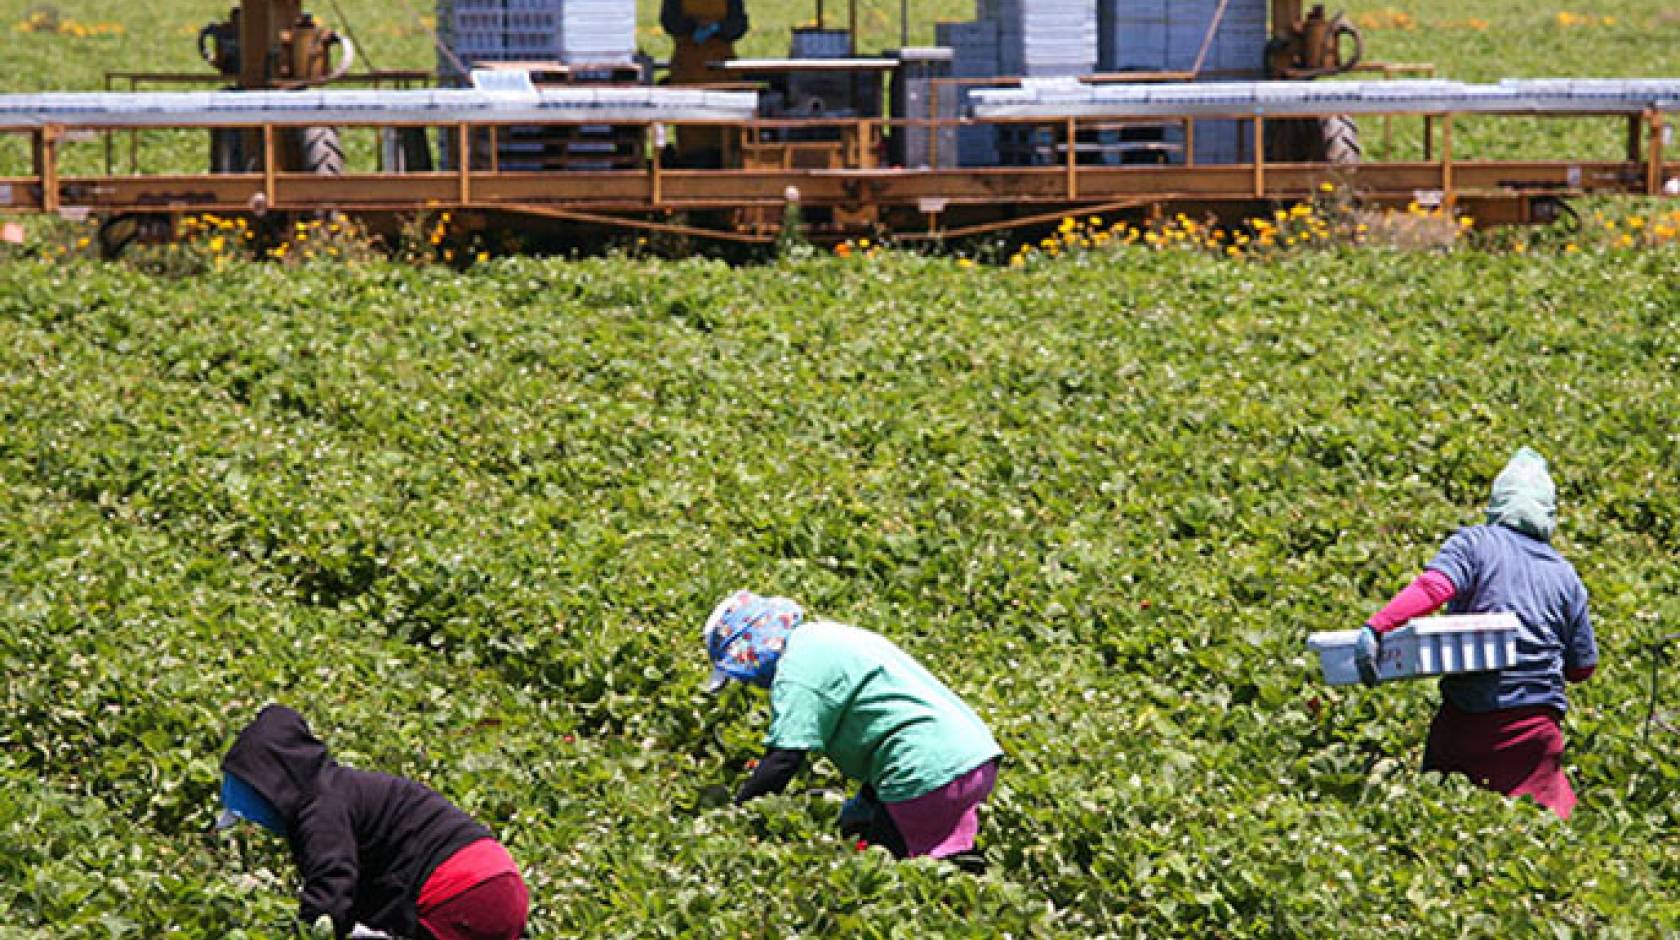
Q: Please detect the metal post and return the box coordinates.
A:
[103,73,114,176]
[1627,114,1643,163]
[1066,116,1078,200]
[1441,113,1454,206]
[848,0,858,55]
[650,124,664,205]
[457,123,471,205]
[1253,115,1265,198]
[35,126,61,213]
[129,76,140,174]
[489,126,500,174]
[928,80,939,168]
[1184,119,1195,167]
[1650,111,1666,196]
[1423,114,1433,162]
[262,124,277,207]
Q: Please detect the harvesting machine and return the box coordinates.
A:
[0,0,1673,254]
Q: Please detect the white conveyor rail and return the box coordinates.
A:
[0,87,761,129]
[971,78,1680,118]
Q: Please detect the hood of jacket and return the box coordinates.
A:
[221,704,333,824]
[1485,446,1558,542]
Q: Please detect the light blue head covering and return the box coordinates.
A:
[1486,446,1557,541]
[703,589,805,692]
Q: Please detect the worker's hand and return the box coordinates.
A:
[1354,625,1382,687]
[693,22,721,43]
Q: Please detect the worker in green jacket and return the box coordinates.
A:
[703,590,1002,872]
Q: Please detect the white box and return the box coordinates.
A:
[1307,613,1520,686]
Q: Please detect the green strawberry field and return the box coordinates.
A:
[1,1,1679,937]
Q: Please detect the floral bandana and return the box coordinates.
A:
[703,590,805,691]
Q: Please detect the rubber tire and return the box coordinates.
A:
[291,126,345,175]
[1319,115,1362,165]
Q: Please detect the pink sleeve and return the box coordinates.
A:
[1366,569,1456,634]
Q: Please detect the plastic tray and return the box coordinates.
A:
[1307,613,1519,686]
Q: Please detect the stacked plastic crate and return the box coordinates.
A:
[986,0,1098,165]
[889,47,953,168]
[785,27,874,120]
[1097,0,1268,164]
[980,0,1099,78]
[436,0,639,171]
[438,0,635,77]
[934,19,1000,166]
[553,0,637,66]
[437,0,506,82]
[942,1,1099,166]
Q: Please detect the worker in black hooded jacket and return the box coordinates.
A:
[218,705,528,940]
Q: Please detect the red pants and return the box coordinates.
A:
[1423,701,1576,819]
[417,871,529,940]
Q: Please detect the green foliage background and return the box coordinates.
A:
[1,1,1679,938]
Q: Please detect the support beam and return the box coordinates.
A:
[1066,117,1078,200]
[457,123,471,205]
[1441,113,1454,206]
[650,125,664,205]
[1650,111,1666,196]
[35,125,60,213]
[263,124,277,207]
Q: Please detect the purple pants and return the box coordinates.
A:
[885,759,999,858]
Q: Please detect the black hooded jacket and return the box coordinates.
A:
[222,705,493,939]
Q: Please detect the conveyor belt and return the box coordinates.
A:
[0,87,760,129]
[971,78,1680,118]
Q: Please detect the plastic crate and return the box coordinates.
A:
[1307,613,1520,686]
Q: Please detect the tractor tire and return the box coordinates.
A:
[291,126,345,175]
[1319,115,1361,165]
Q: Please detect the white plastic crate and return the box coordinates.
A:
[1307,613,1520,686]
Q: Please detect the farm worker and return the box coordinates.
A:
[661,0,749,165]
[1357,447,1597,818]
[217,705,529,940]
[703,589,1002,871]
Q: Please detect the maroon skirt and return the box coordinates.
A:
[1422,701,1576,819]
